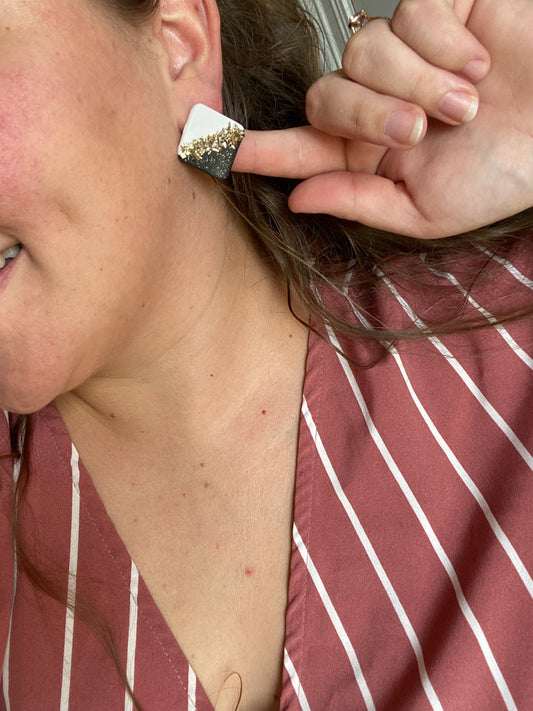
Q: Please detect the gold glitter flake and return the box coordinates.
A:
[178,123,245,162]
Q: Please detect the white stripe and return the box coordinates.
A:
[283,647,312,711]
[187,665,197,711]
[292,523,375,710]
[379,271,533,470]
[2,454,21,711]
[1,562,16,711]
[124,561,139,711]
[302,397,443,711]
[475,247,533,290]
[393,348,533,599]
[347,298,533,598]
[421,258,533,370]
[325,329,519,711]
[59,445,81,711]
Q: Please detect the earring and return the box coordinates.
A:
[177,104,245,179]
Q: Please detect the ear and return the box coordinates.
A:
[156,0,223,128]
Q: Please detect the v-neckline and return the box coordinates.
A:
[41,326,324,710]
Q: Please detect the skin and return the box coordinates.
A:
[0,0,175,411]
[1,0,529,450]
[0,1,307,707]
[0,0,287,417]
[0,0,529,425]
[1,0,531,707]
[236,0,533,237]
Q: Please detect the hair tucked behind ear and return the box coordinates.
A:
[96,0,533,341]
[215,0,533,344]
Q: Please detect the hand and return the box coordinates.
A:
[233,0,533,239]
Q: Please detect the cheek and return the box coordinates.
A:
[0,296,70,413]
[0,267,130,414]
[0,52,136,229]
[0,71,47,223]
[0,26,177,411]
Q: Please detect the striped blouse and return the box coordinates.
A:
[1,245,533,710]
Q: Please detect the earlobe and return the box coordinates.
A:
[158,0,223,125]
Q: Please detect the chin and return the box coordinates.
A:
[0,377,59,415]
[0,344,80,415]
[0,396,52,417]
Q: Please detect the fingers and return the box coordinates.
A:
[288,172,437,238]
[232,127,346,178]
[232,127,387,178]
[342,18,485,127]
[390,0,489,80]
[306,70,427,149]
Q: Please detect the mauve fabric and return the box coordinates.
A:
[1,248,533,710]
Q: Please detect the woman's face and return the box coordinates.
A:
[0,0,189,413]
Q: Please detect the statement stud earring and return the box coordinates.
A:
[177,104,245,179]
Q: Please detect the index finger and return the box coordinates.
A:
[232,126,349,179]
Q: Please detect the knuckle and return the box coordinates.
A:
[438,33,472,69]
[305,79,326,127]
[347,98,370,137]
[391,0,425,42]
[343,20,392,81]
[407,72,430,104]
[342,34,370,80]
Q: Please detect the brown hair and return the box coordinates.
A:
[217,0,532,338]
[98,0,533,344]
[7,0,533,710]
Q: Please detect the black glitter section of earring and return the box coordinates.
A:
[178,144,240,179]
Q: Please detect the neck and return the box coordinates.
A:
[55,178,309,454]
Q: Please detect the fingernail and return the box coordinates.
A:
[439,91,479,123]
[462,58,489,82]
[384,111,424,145]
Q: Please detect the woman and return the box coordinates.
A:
[0,0,532,709]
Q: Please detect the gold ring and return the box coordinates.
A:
[348,9,390,35]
